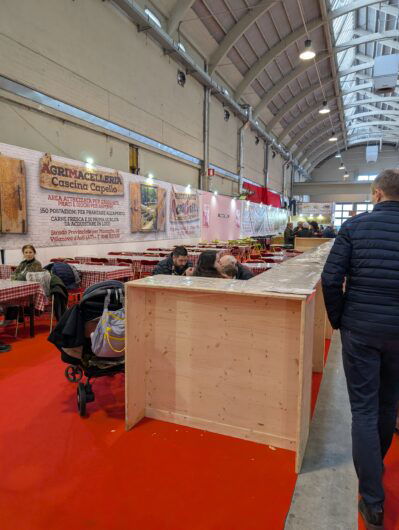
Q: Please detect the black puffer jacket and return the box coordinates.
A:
[152,254,192,276]
[321,201,399,336]
[237,263,253,280]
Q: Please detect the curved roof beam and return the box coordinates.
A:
[352,28,399,52]
[347,121,399,131]
[235,0,383,101]
[294,130,344,160]
[308,138,399,170]
[277,104,399,143]
[268,81,333,130]
[235,18,323,99]
[337,60,374,77]
[278,96,338,141]
[336,29,399,53]
[267,69,380,132]
[254,52,330,117]
[286,110,340,150]
[329,0,388,18]
[254,31,398,119]
[167,0,196,35]
[209,0,277,74]
[305,134,399,168]
[302,138,344,166]
[348,110,399,121]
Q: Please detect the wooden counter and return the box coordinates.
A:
[125,242,333,472]
[294,237,331,251]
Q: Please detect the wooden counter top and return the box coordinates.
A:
[127,241,333,298]
[125,241,334,473]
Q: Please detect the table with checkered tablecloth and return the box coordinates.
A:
[0,280,48,337]
[0,265,14,279]
[72,264,134,289]
[244,263,275,276]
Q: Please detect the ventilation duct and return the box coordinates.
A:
[366,145,379,163]
[373,55,399,94]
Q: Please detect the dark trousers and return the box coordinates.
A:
[341,328,399,507]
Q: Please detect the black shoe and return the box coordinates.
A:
[359,498,384,530]
[0,343,11,353]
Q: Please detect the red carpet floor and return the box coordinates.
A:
[5,326,392,529]
[0,322,299,530]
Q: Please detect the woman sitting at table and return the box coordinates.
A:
[193,251,225,278]
[1,245,43,326]
[12,245,43,280]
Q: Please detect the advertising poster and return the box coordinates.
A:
[240,202,287,237]
[129,182,166,233]
[297,202,333,218]
[169,187,200,238]
[235,208,241,228]
[202,203,210,228]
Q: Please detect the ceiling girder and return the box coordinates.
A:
[235,18,323,99]
[287,111,341,150]
[209,0,277,74]
[253,52,330,117]
[167,0,196,35]
[278,101,399,142]
[254,32,397,118]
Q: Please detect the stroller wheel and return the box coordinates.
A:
[77,382,86,416]
[84,381,95,403]
[65,365,83,383]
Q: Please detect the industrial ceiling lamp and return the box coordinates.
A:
[343,172,349,179]
[329,131,338,142]
[319,100,330,114]
[299,39,316,61]
[339,162,345,170]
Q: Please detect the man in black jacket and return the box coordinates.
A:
[321,169,399,530]
[152,246,192,276]
[218,254,253,280]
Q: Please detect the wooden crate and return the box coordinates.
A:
[125,281,316,473]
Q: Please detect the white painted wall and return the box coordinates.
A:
[243,131,265,186]
[312,145,399,182]
[267,147,285,193]
[0,0,285,198]
[300,145,399,202]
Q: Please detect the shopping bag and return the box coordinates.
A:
[90,289,125,358]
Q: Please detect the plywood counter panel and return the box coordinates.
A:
[294,237,331,251]
[125,242,333,473]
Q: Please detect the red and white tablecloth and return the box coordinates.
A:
[0,265,14,280]
[0,280,47,311]
[73,264,134,289]
[244,263,274,276]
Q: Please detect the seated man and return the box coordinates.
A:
[296,221,313,238]
[153,246,192,276]
[220,262,239,279]
[218,254,253,280]
[284,222,295,245]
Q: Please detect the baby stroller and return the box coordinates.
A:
[48,280,125,416]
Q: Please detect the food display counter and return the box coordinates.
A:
[125,242,333,472]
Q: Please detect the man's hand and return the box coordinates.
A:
[184,267,194,276]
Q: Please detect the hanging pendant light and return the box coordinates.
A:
[339,162,345,170]
[299,39,316,61]
[319,100,330,114]
[329,131,338,142]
